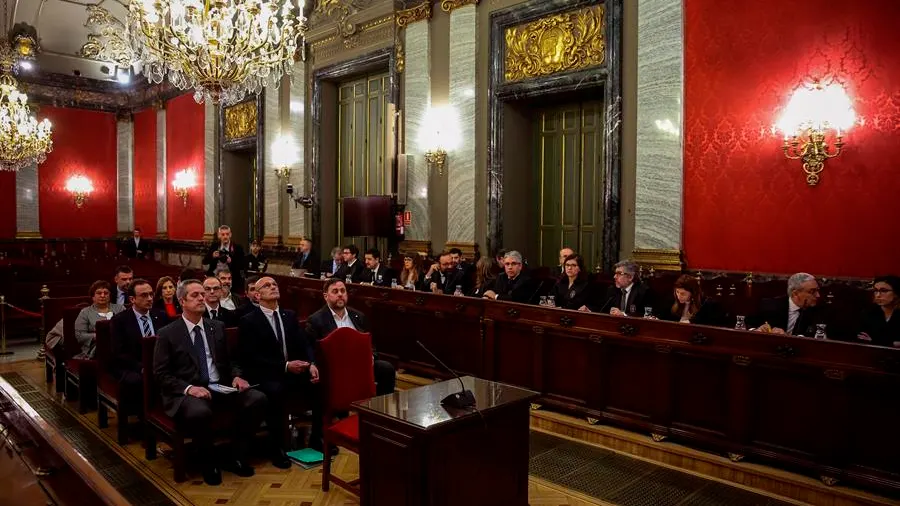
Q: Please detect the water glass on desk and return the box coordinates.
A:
[539,296,547,306]
[734,315,747,331]
[814,324,827,340]
[643,307,654,319]
[546,296,556,308]
[453,285,464,297]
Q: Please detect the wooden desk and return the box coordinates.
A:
[353,376,539,506]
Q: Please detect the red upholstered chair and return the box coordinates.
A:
[316,327,376,495]
[95,319,138,445]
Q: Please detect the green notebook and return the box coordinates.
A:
[286,448,324,464]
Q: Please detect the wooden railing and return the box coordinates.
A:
[275,275,900,495]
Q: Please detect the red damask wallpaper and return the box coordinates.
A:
[38,107,118,238]
[684,0,900,277]
[165,94,205,240]
[133,108,157,236]
[0,171,14,238]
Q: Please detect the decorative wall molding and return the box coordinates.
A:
[310,15,394,65]
[223,100,258,142]
[631,248,684,271]
[396,1,433,26]
[441,0,480,13]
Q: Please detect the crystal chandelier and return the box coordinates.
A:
[0,23,52,172]
[128,0,307,105]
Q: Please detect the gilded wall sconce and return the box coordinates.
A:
[775,81,856,186]
[65,175,93,208]
[271,134,297,181]
[172,168,196,207]
[420,106,460,177]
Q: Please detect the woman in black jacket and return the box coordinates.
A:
[660,274,726,327]
[549,254,592,310]
[857,275,900,348]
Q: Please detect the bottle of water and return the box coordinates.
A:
[814,324,827,340]
[319,272,326,280]
[539,296,548,306]
[734,315,747,331]
[547,296,556,308]
[346,275,352,284]
[453,285,463,297]
[643,307,654,319]
[391,278,398,288]
[406,280,415,290]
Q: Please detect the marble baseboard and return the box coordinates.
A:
[634,0,683,250]
[447,5,477,244]
[402,21,431,241]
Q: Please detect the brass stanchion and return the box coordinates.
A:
[0,295,12,356]
[36,285,49,360]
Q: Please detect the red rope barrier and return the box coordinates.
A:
[3,303,41,318]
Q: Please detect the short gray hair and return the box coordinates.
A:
[330,246,342,257]
[615,260,638,278]
[176,279,203,301]
[787,272,816,295]
[218,225,231,232]
[503,250,523,264]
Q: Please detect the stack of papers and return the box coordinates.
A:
[208,384,238,394]
[286,448,325,469]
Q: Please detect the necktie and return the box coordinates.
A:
[620,289,628,312]
[191,326,210,385]
[273,312,284,347]
[211,309,218,320]
[140,315,152,337]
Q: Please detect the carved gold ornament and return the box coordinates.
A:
[504,5,605,82]
[395,38,406,74]
[224,100,258,141]
[396,2,432,27]
[441,0,480,13]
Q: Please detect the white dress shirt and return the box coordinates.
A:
[220,293,236,310]
[205,303,221,319]
[182,316,219,394]
[787,298,801,334]
[330,307,357,330]
[260,305,289,362]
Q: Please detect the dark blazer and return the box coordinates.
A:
[335,259,365,283]
[123,237,150,259]
[549,278,592,310]
[363,264,398,287]
[238,306,314,383]
[153,317,240,417]
[292,250,320,273]
[660,297,728,327]
[152,298,182,321]
[203,242,246,281]
[305,305,370,361]
[755,295,825,336]
[245,253,267,273]
[204,305,238,328]
[856,305,900,347]
[469,278,496,298]
[491,272,538,304]
[429,267,469,295]
[109,308,168,378]
[114,287,130,307]
[320,259,342,277]
[596,282,654,315]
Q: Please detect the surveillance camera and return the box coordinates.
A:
[286,184,294,195]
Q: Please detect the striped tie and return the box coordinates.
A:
[140,315,152,337]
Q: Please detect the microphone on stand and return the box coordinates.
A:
[417,340,477,409]
[596,295,616,313]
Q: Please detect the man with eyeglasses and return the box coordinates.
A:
[202,276,237,327]
[109,278,167,420]
[590,260,653,316]
[754,272,825,336]
[483,250,538,304]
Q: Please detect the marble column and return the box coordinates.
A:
[204,102,217,239]
[262,85,282,245]
[403,20,432,242]
[15,162,39,237]
[634,0,684,255]
[116,117,134,234]
[287,62,306,242]
[156,107,167,237]
[446,5,477,251]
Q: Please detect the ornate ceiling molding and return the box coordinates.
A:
[441,0,479,13]
[396,1,432,27]
[312,0,376,39]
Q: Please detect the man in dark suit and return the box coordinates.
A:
[754,272,825,336]
[483,251,538,304]
[429,251,469,295]
[109,279,167,415]
[153,279,266,486]
[234,275,261,320]
[335,244,365,283]
[123,228,151,259]
[592,260,654,316]
[291,238,320,276]
[202,276,238,328]
[238,276,321,464]
[306,279,396,396]
[113,265,134,306]
[362,248,396,287]
[203,225,246,290]
[319,247,344,278]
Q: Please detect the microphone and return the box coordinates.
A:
[527,278,547,305]
[596,295,616,313]
[416,340,477,409]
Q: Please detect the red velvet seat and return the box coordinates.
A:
[95,319,140,445]
[316,327,376,495]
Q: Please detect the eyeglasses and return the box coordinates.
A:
[203,286,221,292]
[614,271,631,277]
[564,263,579,269]
[504,261,521,267]
[873,288,893,294]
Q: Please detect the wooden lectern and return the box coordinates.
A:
[353,376,539,506]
